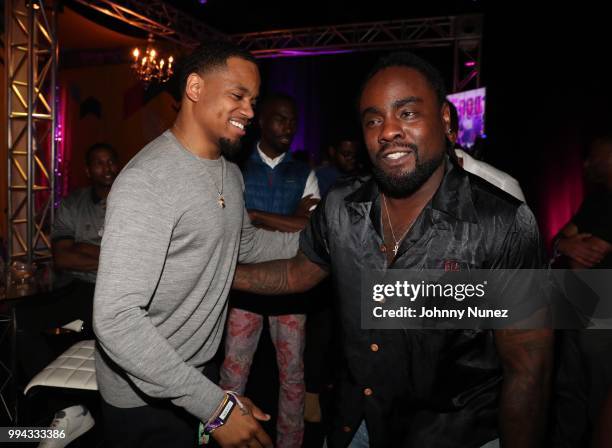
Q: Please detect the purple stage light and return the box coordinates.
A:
[261,49,355,59]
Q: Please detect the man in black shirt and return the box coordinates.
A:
[555,137,612,268]
[554,136,612,438]
[233,52,553,447]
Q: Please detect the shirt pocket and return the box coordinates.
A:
[420,240,482,270]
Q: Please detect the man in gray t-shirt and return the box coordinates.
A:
[93,41,295,448]
[52,143,119,284]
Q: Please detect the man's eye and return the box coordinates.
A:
[400,110,415,119]
[364,118,380,128]
[232,93,243,100]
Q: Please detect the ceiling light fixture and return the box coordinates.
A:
[131,34,174,87]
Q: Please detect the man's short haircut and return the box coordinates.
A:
[360,51,448,107]
[85,143,118,166]
[178,40,257,98]
[258,92,297,116]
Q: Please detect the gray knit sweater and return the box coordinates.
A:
[93,130,299,421]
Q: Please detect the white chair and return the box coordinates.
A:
[24,339,97,394]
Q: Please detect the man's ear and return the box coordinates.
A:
[85,167,91,179]
[184,72,203,103]
[441,101,451,135]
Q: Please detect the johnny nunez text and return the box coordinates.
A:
[372,306,509,319]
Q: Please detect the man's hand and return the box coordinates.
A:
[558,233,611,267]
[211,395,273,448]
[294,194,320,218]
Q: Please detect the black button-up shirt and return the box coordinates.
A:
[300,159,544,448]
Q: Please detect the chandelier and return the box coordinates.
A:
[131,35,174,86]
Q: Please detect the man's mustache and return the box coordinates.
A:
[377,142,419,157]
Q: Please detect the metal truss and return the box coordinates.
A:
[233,16,457,55]
[5,0,57,264]
[232,15,483,92]
[71,0,225,47]
[451,15,482,92]
[68,2,482,91]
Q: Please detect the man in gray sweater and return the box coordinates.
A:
[93,41,296,447]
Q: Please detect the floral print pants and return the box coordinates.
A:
[220,308,306,448]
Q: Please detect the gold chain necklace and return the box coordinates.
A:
[382,194,416,256]
[172,125,225,209]
[211,158,225,209]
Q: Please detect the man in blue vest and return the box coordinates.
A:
[220,93,320,447]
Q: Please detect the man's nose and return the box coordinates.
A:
[378,116,405,143]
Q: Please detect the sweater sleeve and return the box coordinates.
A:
[238,204,300,263]
[93,167,224,422]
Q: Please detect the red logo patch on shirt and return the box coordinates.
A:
[444,260,460,272]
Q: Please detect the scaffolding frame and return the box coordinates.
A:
[72,1,482,91]
[71,0,225,47]
[232,15,482,91]
[5,0,57,264]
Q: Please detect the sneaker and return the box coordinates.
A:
[38,405,95,448]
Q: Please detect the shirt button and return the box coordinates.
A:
[380,244,386,253]
[370,343,379,352]
[364,387,373,396]
[342,425,352,433]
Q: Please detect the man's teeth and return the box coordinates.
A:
[385,152,407,160]
[229,120,244,130]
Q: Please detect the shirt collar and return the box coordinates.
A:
[344,156,479,225]
[255,142,288,168]
[454,148,475,171]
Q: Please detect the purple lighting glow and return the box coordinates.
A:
[54,85,69,206]
[260,49,355,59]
[464,61,476,67]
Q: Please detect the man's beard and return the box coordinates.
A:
[371,144,445,198]
[219,137,242,159]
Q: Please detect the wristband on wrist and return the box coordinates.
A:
[226,391,246,412]
[203,393,236,434]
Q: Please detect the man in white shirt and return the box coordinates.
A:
[447,100,526,201]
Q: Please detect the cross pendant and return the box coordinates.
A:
[393,242,400,256]
[217,194,225,209]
